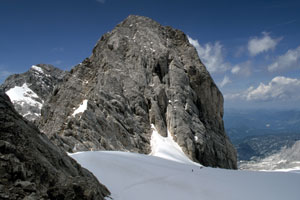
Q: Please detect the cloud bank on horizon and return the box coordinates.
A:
[188,32,300,109]
[225,76,300,102]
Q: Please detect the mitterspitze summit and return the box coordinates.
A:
[3,15,237,169]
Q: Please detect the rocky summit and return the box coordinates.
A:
[0,90,110,199]
[1,64,66,121]
[36,15,237,169]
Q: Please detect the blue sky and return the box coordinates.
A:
[1,0,300,109]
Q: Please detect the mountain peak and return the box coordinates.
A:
[1,64,66,121]
[36,16,237,169]
[120,15,162,28]
[91,15,194,74]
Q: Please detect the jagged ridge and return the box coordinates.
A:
[1,64,66,121]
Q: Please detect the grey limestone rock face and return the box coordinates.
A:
[1,64,66,121]
[0,90,110,199]
[39,15,237,169]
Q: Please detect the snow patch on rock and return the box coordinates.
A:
[150,124,199,165]
[72,99,88,117]
[31,65,44,74]
[194,136,198,141]
[6,83,42,109]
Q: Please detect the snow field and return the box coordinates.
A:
[71,151,300,200]
[70,121,300,200]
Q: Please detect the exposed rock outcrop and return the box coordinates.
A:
[1,64,66,121]
[0,90,110,199]
[38,15,237,169]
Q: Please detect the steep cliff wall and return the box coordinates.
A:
[38,15,236,169]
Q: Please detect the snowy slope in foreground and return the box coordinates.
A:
[71,151,300,200]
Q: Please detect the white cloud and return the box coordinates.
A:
[234,46,245,57]
[268,46,300,72]
[188,36,229,73]
[230,61,252,76]
[231,65,240,74]
[248,32,282,56]
[225,76,300,102]
[219,75,231,88]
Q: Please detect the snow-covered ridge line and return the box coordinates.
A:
[6,83,42,109]
[150,124,200,166]
[5,83,43,120]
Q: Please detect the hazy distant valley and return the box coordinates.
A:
[224,109,300,171]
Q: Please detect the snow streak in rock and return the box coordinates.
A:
[150,124,200,165]
[31,65,44,74]
[72,99,88,117]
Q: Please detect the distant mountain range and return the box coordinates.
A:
[224,109,300,141]
[224,109,300,169]
[239,140,300,172]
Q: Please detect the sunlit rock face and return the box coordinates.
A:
[38,15,237,169]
